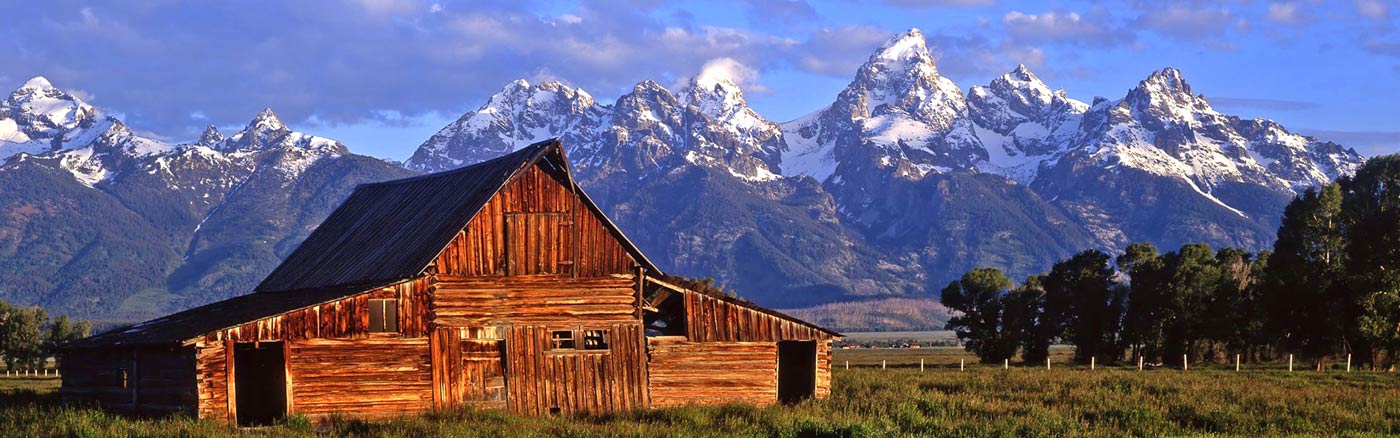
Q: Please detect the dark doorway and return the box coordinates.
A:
[234,342,286,426]
[777,340,817,404]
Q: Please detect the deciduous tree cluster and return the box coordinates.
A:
[942,155,1400,369]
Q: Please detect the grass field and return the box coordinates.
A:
[4,352,1400,437]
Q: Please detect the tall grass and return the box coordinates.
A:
[4,367,1399,437]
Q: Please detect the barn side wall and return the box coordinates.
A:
[61,345,197,415]
[288,338,432,417]
[646,337,779,407]
[192,279,433,422]
[644,291,835,404]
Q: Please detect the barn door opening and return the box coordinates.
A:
[234,342,286,427]
[463,339,508,409]
[777,340,817,404]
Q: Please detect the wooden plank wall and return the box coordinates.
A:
[287,338,433,418]
[431,328,508,410]
[683,292,833,342]
[60,346,196,415]
[504,323,647,415]
[431,276,638,327]
[646,337,778,407]
[192,278,433,421]
[432,163,635,278]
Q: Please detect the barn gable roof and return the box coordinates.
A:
[256,138,656,293]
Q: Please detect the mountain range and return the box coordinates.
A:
[0,29,1361,330]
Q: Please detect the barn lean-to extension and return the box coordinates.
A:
[60,139,838,425]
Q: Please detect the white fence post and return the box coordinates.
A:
[1289,354,1294,372]
[845,360,849,370]
[920,359,924,372]
[1046,357,1051,370]
[1236,354,1240,371]
[1091,357,1096,370]
[960,359,965,371]
[881,360,886,370]
[1138,356,1143,371]
[1183,355,1189,371]
[1004,359,1008,370]
[1347,354,1352,372]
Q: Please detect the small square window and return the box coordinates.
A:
[368,299,398,333]
[551,330,575,350]
[582,329,609,350]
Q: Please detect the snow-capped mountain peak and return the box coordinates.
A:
[1,76,103,159]
[871,28,935,70]
[196,125,225,147]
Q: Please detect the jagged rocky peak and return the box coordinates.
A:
[196,125,225,147]
[684,71,747,120]
[968,64,1088,135]
[1124,67,1215,120]
[4,75,99,132]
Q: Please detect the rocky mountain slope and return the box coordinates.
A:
[0,79,411,321]
[407,28,1363,312]
[0,28,1364,327]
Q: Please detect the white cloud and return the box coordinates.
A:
[1002,11,1132,46]
[693,57,768,92]
[1266,2,1311,25]
[1355,0,1390,21]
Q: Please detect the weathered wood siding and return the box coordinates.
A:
[816,340,832,398]
[431,276,639,326]
[195,340,229,420]
[432,163,636,278]
[504,323,647,415]
[192,279,433,421]
[646,337,778,407]
[684,292,832,342]
[61,346,196,414]
[430,327,508,410]
[287,338,433,418]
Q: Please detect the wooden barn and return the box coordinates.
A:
[61,139,838,425]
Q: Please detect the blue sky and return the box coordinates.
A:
[2,0,1397,160]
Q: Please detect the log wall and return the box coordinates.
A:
[430,276,639,327]
[646,337,778,407]
[504,323,647,415]
[192,278,433,421]
[287,337,433,418]
[432,163,636,278]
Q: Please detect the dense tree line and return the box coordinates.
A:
[0,299,91,370]
[943,155,1400,369]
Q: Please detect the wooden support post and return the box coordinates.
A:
[1288,354,1294,372]
[1235,354,1240,371]
[1347,354,1352,372]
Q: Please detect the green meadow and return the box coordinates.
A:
[5,349,1400,437]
